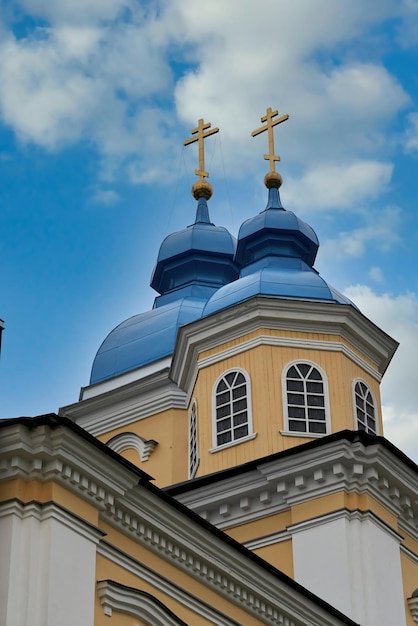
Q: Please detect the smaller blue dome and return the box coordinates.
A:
[90,296,207,384]
[203,257,351,316]
[151,196,238,299]
[236,186,319,268]
[203,183,356,317]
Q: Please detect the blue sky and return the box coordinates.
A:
[1,0,418,461]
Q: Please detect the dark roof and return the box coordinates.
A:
[0,413,360,626]
[165,429,418,496]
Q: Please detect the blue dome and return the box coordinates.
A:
[204,257,353,316]
[90,296,207,384]
[90,196,239,384]
[151,196,238,300]
[203,184,355,317]
[235,186,319,268]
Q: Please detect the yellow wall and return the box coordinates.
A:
[193,329,381,477]
[94,328,382,488]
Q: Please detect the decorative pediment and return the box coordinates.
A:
[106,432,158,462]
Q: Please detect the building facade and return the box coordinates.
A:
[1,112,417,625]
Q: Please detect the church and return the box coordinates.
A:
[1,108,417,626]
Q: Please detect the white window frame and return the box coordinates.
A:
[352,378,378,435]
[188,400,199,478]
[281,360,331,437]
[211,368,255,451]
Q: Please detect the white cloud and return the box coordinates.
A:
[320,206,401,261]
[91,188,119,205]
[0,0,411,186]
[284,161,393,212]
[344,285,418,462]
[404,111,418,152]
[368,266,384,283]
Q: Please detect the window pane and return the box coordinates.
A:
[287,393,304,405]
[307,395,324,407]
[233,425,248,439]
[216,404,230,419]
[216,417,231,433]
[233,398,247,413]
[308,368,322,381]
[309,421,326,434]
[298,363,311,377]
[216,391,230,406]
[217,379,228,392]
[287,366,300,378]
[233,385,246,399]
[288,406,305,418]
[233,412,248,426]
[217,431,232,445]
[224,372,236,386]
[287,380,304,392]
[306,381,323,393]
[289,420,306,432]
[308,408,325,420]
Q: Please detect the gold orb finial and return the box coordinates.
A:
[192,180,213,200]
[264,171,282,189]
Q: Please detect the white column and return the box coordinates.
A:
[0,501,103,626]
[291,510,407,626]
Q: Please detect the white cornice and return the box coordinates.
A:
[97,580,188,625]
[244,508,405,551]
[198,334,382,382]
[170,297,398,393]
[0,499,105,544]
[100,483,354,626]
[0,422,140,507]
[97,542,242,626]
[80,357,172,399]
[172,438,417,539]
[60,369,187,437]
[0,418,356,626]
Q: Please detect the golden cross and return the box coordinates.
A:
[252,107,289,172]
[184,118,219,181]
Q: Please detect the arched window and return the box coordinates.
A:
[189,400,199,478]
[283,362,329,435]
[353,380,377,434]
[213,369,251,447]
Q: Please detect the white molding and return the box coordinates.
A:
[0,500,105,545]
[408,591,418,623]
[209,433,258,453]
[281,359,332,436]
[198,334,382,382]
[100,489,352,626]
[173,438,417,538]
[188,400,199,479]
[0,418,356,626]
[279,430,325,439]
[97,542,243,626]
[171,297,397,393]
[106,432,158,462]
[211,367,254,449]
[352,378,379,435]
[288,508,404,544]
[97,580,188,625]
[81,357,172,399]
[400,543,418,565]
[61,369,187,437]
[0,421,141,508]
[244,529,290,550]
